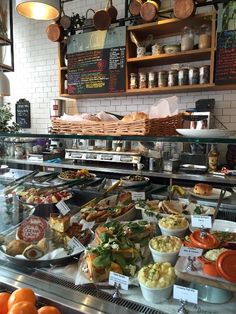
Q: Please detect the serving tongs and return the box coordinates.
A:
[31,172,60,184]
[80,180,121,209]
[36,177,95,195]
[3,170,39,194]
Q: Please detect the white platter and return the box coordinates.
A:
[190,219,236,233]
[176,129,236,138]
[188,188,232,200]
[212,219,236,232]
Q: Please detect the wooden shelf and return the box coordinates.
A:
[128,12,214,39]
[59,84,222,98]
[60,66,67,71]
[127,84,215,95]
[127,49,211,67]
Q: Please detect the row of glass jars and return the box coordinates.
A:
[130,65,210,89]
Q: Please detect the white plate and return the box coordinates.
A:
[188,188,232,200]
[176,129,236,138]
[212,219,236,232]
[190,219,236,233]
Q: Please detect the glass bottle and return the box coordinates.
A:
[198,24,211,49]
[181,26,194,51]
[208,144,219,172]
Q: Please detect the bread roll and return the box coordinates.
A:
[122,112,149,122]
[193,183,213,196]
[81,114,101,122]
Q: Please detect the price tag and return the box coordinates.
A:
[173,285,198,304]
[81,219,95,231]
[68,237,85,253]
[179,246,203,257]
[191,215,212,229]
[56,200,71,216]
[109,271,129,290]
[131,191,145,201]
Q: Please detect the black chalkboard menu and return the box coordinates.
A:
[16,99,31,128]
[215,30,236,84]
[67,27,126,95]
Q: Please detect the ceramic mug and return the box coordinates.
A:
[137,163,145,170]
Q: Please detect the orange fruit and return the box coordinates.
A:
[38,306,62,314]
[0,292,10,314]
[8,288,36,309]
[7,301,38,314]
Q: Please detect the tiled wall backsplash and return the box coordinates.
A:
[6,0,236,133]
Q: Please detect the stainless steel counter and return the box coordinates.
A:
[4,157,236,185]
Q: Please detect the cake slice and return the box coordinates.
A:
[49,213,70,233]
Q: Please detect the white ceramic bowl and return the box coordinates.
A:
[158,221,189,238]
[149,237,181,265]
[139,281,173,303]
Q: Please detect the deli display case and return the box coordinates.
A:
[0,132,236,314]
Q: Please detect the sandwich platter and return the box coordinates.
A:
[135,200,216,222]
[188,188,232,200]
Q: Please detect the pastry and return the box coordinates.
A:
[37,238,49,253]
[49,213,70,233]
[122,112,149,122]
[193,183,213,196]
[22,244,45,260]
[6,239,29,256]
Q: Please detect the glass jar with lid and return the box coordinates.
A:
[181,26,194,51]
[198,24,211,49]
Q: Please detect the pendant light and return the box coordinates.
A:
[0,69,10,96]
[16,0,60,21]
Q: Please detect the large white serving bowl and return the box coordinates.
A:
[149,236,182,265]
[139,281,173,303]
[158,221,189,238]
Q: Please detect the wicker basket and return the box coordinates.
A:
[51,113,184,136]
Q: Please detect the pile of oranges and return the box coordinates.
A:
[0,287,61,314]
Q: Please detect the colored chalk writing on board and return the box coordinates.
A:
[67,27,126,95]
[215,30,236,84]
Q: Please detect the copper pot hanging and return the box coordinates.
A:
[93,1,111,30]
[140,0,161,23]
[129,0,145,16]
[173,0,196,19]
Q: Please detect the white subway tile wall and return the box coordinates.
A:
[6,0,236,133]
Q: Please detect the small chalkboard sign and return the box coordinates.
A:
[16,99,31,128]
[215,30,236,84]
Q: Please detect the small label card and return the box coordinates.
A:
[68,237,85,253]
[173,285,198,304]
[179,246,203,257]
[191,215,212,229]
[109,271,129,290]
[131,191,145,201]
[81,219,95,231]
[56,200,71,216]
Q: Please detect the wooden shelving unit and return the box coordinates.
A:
[127,49,212,67]
[58,11,222,98]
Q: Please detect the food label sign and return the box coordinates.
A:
[67,27,126,94]
[215,30,236,84]
[15,99,31,128]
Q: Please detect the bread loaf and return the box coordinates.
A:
[193,183,213,196]
[122,112,149,122]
